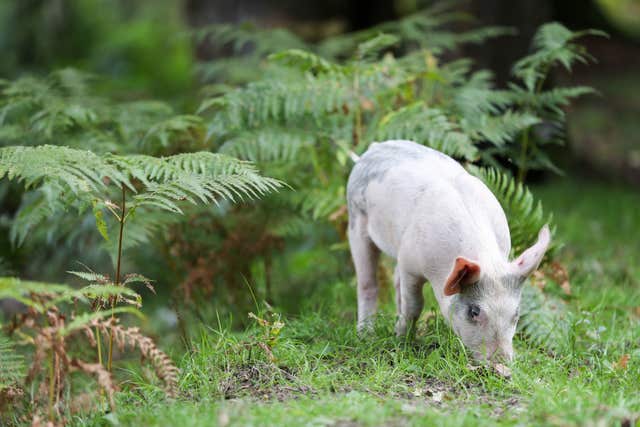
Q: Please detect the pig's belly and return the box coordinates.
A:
[363,180,415,259]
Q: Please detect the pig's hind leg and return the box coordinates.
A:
[348,213,380,333]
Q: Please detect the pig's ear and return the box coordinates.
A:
[510,224,551,282]
[444,257,481,296]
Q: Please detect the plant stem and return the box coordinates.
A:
[115,184,126,286]
[108,184,126,372]
[517,128,530,183]
[96,326,102,365]
[264,253,273,305]
[353,68,362,148]
[48,350,55,422]
[518,66,549,183]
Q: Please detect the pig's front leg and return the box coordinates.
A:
[393,265,402,318]
[348,214,380,333]
[395,268,424,337]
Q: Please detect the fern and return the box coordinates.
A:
[218,127,314,163]
[317,4,510,58]
[190,23,308,84]
[0,336,25,388]
[140,114,205,153]
[0,145,131,194]
[377,103,477,160]
[513,23,606,92]
[0,146,282,245]
[192,22,308,57]
[200,76,353,137]
[508,22,605,181]
[518,284,570,352]
[462,111,541,146]
[0,70,206,155]
[507,85,596,119]
[269,49,344,75]
[0,277,141,312]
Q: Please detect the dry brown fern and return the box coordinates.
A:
[90,318,179,397]
[0,385,24,413]
[69,359,116,409]
[14,306,118,422]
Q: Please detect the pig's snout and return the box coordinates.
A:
[473,340,514,363]
[491,345,514,363]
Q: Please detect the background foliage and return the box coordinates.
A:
[0,0,637,425]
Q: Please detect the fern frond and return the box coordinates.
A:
[200,76,353,136]
[377,102,477,160]
[191,22,308,57]
[0,69,103,140]
[463,111,541,146]
[301,187,345,221]
[0,336,25,388]
[90,318,179,396]
[117,152,283,204]
[451,70,514,116]
[0,276,142,313]
[355,33,399,62]
[507,84,596,117]
[0,145,132,194]
[1,146,281,244]
[140,114,204,152]
[0,277,74,310]
[10,185,92,246]
[519,284,570,352]
[269,49,344,74]
[513,23,606,91]
[218,127,314,163]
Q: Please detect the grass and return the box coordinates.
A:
[74,176,640,427]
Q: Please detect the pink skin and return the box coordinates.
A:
[347,141,551,364]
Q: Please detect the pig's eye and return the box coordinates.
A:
[467,304,481,322]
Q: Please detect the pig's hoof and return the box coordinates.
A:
[492,363,512,378]
[394,317,408,336]
[356,322,375,337]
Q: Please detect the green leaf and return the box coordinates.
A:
[92,200,110,242]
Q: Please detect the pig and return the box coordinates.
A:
[346,140,551,363]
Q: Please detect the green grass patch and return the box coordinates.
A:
[76,177,640,427]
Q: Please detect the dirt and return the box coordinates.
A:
[220,363,315,401]
[215,362,525,424]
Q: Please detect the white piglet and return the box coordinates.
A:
[346,140,550,363]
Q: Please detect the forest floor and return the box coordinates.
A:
[77,177,640,427]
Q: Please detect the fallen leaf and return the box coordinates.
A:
[613,354,630,370]
[430,390,444,403]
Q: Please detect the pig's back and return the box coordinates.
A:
[347,140,466,216]
[347,140,510,261]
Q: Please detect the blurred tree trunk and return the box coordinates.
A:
[183,0,395,30]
